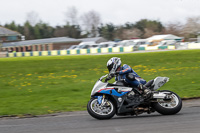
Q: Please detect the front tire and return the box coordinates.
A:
[87,98,116,120]
[152,90,182,115]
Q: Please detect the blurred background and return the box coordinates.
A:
[0,0,200,51]
[0,0,200,116]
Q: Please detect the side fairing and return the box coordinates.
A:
[98,89,129,97]
[91,80,108,96]
[91,80,131,97]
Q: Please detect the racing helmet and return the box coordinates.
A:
[107,57,121,72]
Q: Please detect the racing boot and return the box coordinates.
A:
[138,84,152,99]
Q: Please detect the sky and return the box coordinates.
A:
[0,0,200,27]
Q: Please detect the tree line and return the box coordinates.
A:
[1,7,200,41]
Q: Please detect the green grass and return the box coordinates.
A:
[0,49,200,116]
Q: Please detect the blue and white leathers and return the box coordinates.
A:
[116,64,146,87]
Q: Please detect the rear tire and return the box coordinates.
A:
[152,90,182,115]
[87,98,116,120]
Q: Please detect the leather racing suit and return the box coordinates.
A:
[115,64,146,87]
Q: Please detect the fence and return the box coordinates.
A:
[0,52,7,57]
[5,43,200,58]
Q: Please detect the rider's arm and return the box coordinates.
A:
[118,64,132,75]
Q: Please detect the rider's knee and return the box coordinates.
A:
[126,73,135,81]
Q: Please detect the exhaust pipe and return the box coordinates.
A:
[153,93,167,99]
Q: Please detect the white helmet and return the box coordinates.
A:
[107,57,121,72]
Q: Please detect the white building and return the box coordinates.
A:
[147,34,184,42]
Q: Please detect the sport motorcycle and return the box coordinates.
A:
[87,73,182,119]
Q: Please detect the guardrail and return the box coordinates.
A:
[5,43,200,58]
[0,52,7,57]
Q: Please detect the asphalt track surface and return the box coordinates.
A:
[0,99,200,133]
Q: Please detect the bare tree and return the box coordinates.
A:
[143,28,160,38]
[164,21,183,36]
[64,6,78,25]
[26,11,40,26]
[80,10,101,37]
[115,28,142,40]
[182,16,200,35]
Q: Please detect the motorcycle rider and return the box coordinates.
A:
[106,57,151,97]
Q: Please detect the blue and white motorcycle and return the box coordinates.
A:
[87,74,182,119]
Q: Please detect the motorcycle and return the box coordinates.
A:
[87,73,182,120]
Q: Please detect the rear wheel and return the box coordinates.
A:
[152,90,182,115]
[87,98,116,120]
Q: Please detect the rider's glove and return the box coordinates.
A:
[110,72,115,77]
[115,71,120,75]
[105,75,112,82]
[110,71,119,77]
[105,78,109,82]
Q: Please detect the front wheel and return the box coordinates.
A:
[152,90,182,115]
[87,98,116,120]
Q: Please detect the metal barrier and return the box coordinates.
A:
[0,52,7,58]
[6,43,200,58]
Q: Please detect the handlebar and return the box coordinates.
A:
[99,74,108,81]
[99,68,120,82]
[99,74,114,83]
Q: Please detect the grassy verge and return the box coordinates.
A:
[0,49,199,116]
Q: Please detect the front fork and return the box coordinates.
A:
[97,94,106,106]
